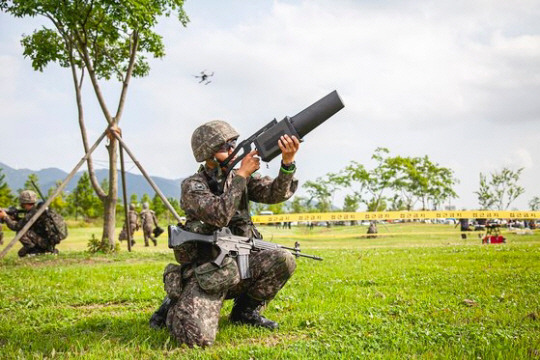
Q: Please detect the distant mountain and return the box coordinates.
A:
[0,161,183,201]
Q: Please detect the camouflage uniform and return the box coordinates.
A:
[119,206,139,244]
[0,224,4,245]
[141,204,158,246]
[3,205,56,257]
[164,163,298,347]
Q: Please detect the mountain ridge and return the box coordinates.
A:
[0,161,183,201]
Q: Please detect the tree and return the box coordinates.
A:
[331,148,396,212]
[3,1,189,249]
[0,168,15,207]
[152,193,167,218]
[391,155,458,210]
[20,173,40,193]
[287,196,310,213]
[47,180,68,215]
[342,194,360,212]
[69,172,100,220]
[303,175,336,213]
[474,168,524,210]
[141,193,151,206]
[529,196,540,211]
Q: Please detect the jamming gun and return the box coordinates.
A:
[220,90,345,173]
[168,225,322,279]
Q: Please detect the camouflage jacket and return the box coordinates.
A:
[3,205,47,237]
[141,209,158,231]
[176,164,298,264]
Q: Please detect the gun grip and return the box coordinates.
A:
[212,248,228,267]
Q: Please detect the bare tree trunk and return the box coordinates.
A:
[102,137,118,248]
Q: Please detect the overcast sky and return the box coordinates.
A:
[1,0,539,210]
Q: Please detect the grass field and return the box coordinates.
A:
[1,223,539,359]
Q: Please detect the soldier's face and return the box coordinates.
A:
[22,203,34,211]
[214,139,237,163]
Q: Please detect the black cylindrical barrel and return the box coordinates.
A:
[290,90,344,138]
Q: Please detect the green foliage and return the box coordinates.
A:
[47,180,69,215]
[475,168,525,210]
[0,168,15,207]
[141,193,151,207]
[86,233,120,254]
[150,193,167,218]
[4,0,189,81]
[166,197,184,217]
[20,173,39,193]
[68,172,101,220]
[303,176,336,212]
[529,196,540,211]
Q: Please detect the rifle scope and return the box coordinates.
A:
[254,90,344,162]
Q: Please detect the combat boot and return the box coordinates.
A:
[229,294,278,330]
[149,296,175,330]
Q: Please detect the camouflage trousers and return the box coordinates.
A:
[165,249,296,347]
[143,229,157,246]
[18,229,52,257]
[118,223,137,241]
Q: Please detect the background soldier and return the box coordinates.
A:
[0,190,61,257]
[140,202,158,246]
[119,203,139,245]
[150,120,300,347]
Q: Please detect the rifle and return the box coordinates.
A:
[168,225,322,279]
[0,206,26,223]
[220,90,345,173]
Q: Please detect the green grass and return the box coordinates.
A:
[1,224,539,359]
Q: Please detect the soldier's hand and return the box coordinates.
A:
[279,134,300,165]
[0,209,6,220]
[237,150,260,178]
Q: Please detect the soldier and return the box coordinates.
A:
[119,203,139,246]
[149,120,300,347]
[140,202,158,246]
[0,190,59,257]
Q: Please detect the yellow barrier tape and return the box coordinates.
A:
[252,211,540,224]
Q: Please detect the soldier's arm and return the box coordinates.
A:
[181,176,247,228]
[1,212,27,232]
[247,166,298,204]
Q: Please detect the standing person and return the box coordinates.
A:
[0,190,66,257]
[140,202,158,246]
[119,203,139,246]
[150,120,300,347]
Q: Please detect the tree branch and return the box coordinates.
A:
[115,30,139,123]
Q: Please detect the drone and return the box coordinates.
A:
[194,70,214,85]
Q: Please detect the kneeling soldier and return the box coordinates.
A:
[0,190,62,257]
[150,120,300,347]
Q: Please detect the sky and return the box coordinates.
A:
[0,0,539,210]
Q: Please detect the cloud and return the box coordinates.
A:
[1,1,539,209]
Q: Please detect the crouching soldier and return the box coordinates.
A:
[149,120,300,347]
[0,190,67,257]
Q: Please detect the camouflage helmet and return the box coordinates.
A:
[191,120,239,162]
[19,190,37,204]
[129,204,135,210]
[143,202,149,210]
